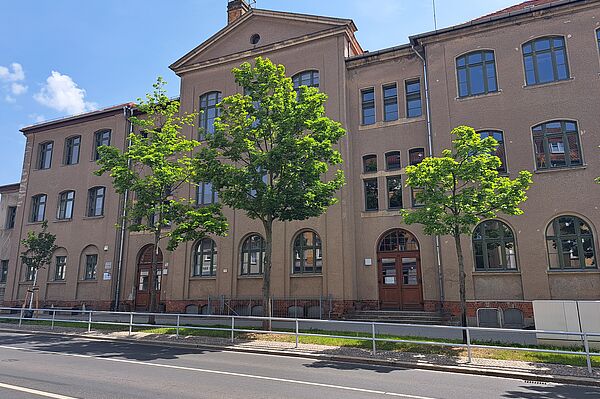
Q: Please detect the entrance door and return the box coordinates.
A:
[377,230,423,310]
[135,245,163,312]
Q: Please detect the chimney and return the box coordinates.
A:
[227,0,250,25]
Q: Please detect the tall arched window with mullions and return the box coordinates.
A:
[292,70,319,92]
[193,238,217,277]
[523,36,570,85]
[532,120,582,170]
[240,234,265,276]
[292,231,322,274]
[199,91,222,140]
[472,220,517,271]
[546,216,596,270]
[456,50,498,97]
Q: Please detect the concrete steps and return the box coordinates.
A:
[344,310,457,325]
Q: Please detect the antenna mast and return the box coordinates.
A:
[432,0,438,30]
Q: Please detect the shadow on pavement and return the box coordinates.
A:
[502,383,600,398]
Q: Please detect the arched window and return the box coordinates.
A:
[478,130,507,173]
[546,216,596,270]
[378,230,419,252]
[30,194,47,223]
[37,141,53,170]
[473,220,517,271]
[292,70,319,90]
[64,135,81,165]
[385,151,401,170]
[193,238,217,277]
[362,154,377,173]
[57,190,75,220]
[456,50,498,97]
[292,231,322,274]
[240,234,265,275]
[199,91,222,140]
[532,120,582,170]
[523,36,569,85]
[94,130,111,160]
[87,186,106,217]
[408,148,425,166]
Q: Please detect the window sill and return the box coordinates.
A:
[290,273,323,278]
[472,271,520,276]
[53,219,72,224]
[455,90,502,102]
[360,171,403,179]
[534,164,586,174]
[189,276,217,281]
[61,163,80,167]
[358,116,425,131]
[238,275,263,279]
[25,221,45,226]
[361,210,402,218]
[523,77,574,89]
[547,269,599,275]
[47,280,67,284]
[82,216,105,220]
[79,279,98,283]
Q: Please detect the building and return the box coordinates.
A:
[0,183,19,303]
[1,0,599,326]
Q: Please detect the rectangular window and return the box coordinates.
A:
[361,88,375,125]
[382,83,398,121]
[85,254,97,280]
[0,260,8,283]
[26,265,36,282]
[64,136,81,165]
[57,191,75,220]
[409,148,425,166]
[30,194,47,223]
[411,187,424,208]
[479,131,507,173]
[364,178,379,211]
[87,187,105,217]
[197,182,217,205]
[55,256,66,280]
[38,142,53,170]
[6,206,16,229]
[387,176,403,209]
[94,130,111,160]
[362,155,377,173]
[405,79,422,118]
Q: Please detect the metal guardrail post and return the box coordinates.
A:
[176,315,180,337]
[372,322,377,355]
[18,308,23,327]
[87,311,92,333]
[129,313,133,335]
[51,310,55,330]
[466,327,472,363]
[295,319,299,348]
[231,316,235,343]
[583,333,593,374]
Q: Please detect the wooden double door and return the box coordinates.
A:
[378,252,423,310]
[135,245,163,312]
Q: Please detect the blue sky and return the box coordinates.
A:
[0,0,519,185]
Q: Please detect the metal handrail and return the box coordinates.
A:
[0,306,597,374]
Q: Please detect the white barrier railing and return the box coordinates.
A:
[0,306,598,374]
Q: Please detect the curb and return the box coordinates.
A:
[1,327,598,387]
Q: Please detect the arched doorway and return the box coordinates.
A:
[377,229,423,310]
[135,245,163,312]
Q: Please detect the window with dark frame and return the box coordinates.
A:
[0,260,8,283]
[361,88,375,125]
[292,231,323,274]
[386,176,403,210]
[38,142,53,170]
[30,194,47,223]
[411,187,424,208]
[364,178,379,211]
[197,182,218,205]
[405,79,422,118]
[546,216,596,270]
[382,83,398,121]
[479,131,507,173]
[523,36,570,85]
[240,234,265,275]
[6,206,16,229]
[87,187,105,217]
[55,256,66,280]
[362,155,377,173]
[473,220,517,271]
[199,92,222,140]
[193,238,217,277]
[292,70,319,91]
[26,265,36,282]
[84,254,97,280]
[57,191,75,220]
[456,50,498,97]
[408,148,425,166]
[94,130,111,160]
[532,120,582,170]
[385,151,401,170]
[64,136,81,165]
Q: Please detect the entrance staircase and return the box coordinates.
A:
[344,310,456,325]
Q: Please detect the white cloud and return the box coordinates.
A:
[34,71,97,115]
[0,63,25,82]
[11,82,27,95]
[28,113,46,123]
[4,95,16,103]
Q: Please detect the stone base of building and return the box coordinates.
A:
[2,300,113,311]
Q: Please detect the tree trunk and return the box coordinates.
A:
[453,228,468,344]
[148,230,160,325]
[262,218,273,331]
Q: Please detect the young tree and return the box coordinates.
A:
[195,57,346,326]
[96,78,228,320]
[401,126,532,337]
[20,221,58,312]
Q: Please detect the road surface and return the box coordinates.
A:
[0,332,595,398]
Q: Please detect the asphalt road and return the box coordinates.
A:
[0,332,596,399]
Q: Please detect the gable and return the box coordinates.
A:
[170,10,357,73]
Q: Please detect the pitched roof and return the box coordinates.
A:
[473,0,566,21]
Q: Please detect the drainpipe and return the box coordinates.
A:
[113,106,133,310]
[411,43,445,308]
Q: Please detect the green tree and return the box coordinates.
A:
[96,78,228,319]
[195,57,346,326]
[20,221,58,310]
[401,126,532,337]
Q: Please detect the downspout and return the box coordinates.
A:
[411,43,445,308]
[113,105,133,310]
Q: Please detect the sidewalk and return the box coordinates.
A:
[2,323,598,386]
